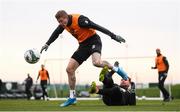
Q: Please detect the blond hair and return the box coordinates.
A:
[55,10,68,19]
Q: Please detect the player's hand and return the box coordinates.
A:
[111,34,126,43]
[40,44,49,53]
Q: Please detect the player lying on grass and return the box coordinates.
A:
[89,61,136,106]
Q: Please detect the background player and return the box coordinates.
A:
[151,48,172,102]
[36,64,50,100]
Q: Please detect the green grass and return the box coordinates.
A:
[0,99,180,111]
[136,87,160,97]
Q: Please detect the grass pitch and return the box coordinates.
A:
[0,99,180,111]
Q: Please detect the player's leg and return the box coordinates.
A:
[66,58,80,94]
[89,34,112,69]
[89,81,98,94]
[40,81,45,100]
[158,74,167,97]
[89,81,123,105]
[89,82,112,106]
[44,81,49,100]
[91,52,113,68]
[100,62,119,88]
[25,87,30,100]
[60,58,80,107]
[99,67,114,88]
[91,52,128,80]
[99,66,109,82]
[89,81,122,96]
[60,41,92,107]
[158,73,170,101]
[103,75,114,88]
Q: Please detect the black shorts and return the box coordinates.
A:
[71,34,102,65]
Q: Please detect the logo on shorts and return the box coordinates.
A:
[85,20,89,24]
[92,45,96,49]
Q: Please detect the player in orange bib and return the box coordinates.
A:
[40,10,128,107]
[36,64,50,100]
[151,48,172,102]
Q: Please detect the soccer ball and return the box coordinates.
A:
[24,49,40,64]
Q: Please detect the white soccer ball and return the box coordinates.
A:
[24,49,40,64]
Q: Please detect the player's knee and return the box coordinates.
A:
[92,60,101,67]
[66,67,75,75]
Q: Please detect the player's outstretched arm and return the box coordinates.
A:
[40,25,64,53]
[78,15,126,43]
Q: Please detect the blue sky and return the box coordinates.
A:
[0,0,179,84]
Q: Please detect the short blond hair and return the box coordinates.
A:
[55,10,68,19]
